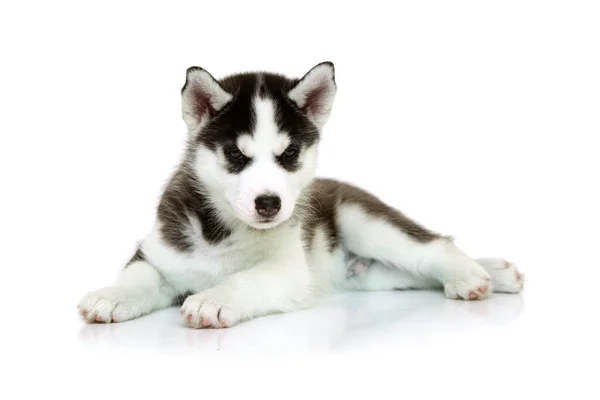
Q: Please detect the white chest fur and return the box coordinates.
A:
[139,221,301,293]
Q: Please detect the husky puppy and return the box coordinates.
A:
[78,62,524,328]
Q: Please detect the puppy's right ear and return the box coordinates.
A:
[181,67,232,132]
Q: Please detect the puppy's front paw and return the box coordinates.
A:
[444,271,493,301]
[180,290,240,329]
[78,287,145,323]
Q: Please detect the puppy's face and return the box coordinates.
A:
[182,63,336,229]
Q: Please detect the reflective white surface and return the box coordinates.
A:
[76,290,526,354]
[12,274,591,399]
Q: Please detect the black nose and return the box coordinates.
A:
[255,195,281,217]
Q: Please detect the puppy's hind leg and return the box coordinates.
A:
[338,203,492,300]
[78,252,177,323]
[331,181,494,300]
[343,256,440,292]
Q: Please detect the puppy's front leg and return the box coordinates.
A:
[78,258,177,323]
[180,241,310,329]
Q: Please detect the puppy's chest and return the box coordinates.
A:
[145,222,301,292]
[155,228,279,282]
[193,234,270,273]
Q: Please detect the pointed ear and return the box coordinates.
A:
[181,67,233,132]
[288,62,337,130]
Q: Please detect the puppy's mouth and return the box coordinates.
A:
[249,214,287,230]
[255,214,280,224]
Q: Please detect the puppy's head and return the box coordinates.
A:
[182,62,336,229]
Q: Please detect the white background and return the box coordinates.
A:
[1,1,599,398]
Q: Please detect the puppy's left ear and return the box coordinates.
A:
[288,62,337,130]
[181,67,233,132]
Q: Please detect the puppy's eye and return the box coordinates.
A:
[227,149,243,159]
[283,146,298,158]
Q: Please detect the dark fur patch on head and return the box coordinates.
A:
[157,169,231,251]
[191,72,320,174]
[197,73,258,152]
[301,179,441,252]
[265,73,320,149]
[257,79,268,98]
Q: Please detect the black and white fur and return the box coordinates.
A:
[78,62,524,329]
